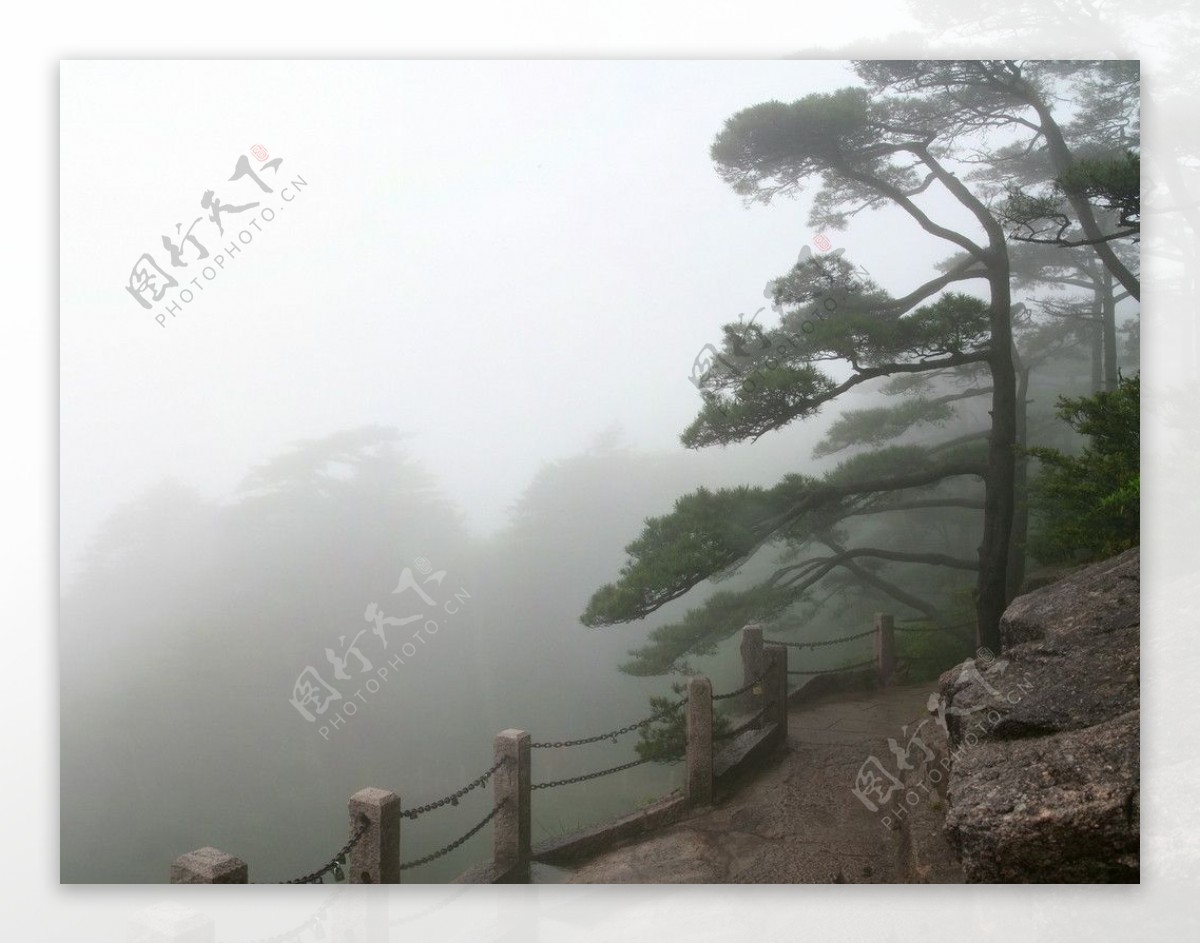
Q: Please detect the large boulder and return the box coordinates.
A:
[938,547,1140,882]
[1001,547,1140,650]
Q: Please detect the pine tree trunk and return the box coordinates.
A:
[976,264,1018,653]
[1091,278,1104,393]
[1102,270,1119,390]
[1006,363,1031,599]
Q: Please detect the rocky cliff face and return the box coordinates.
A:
[938,547,1140,882]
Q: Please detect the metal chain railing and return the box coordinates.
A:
[531,755,662,791]
[712,664,770,702]
[398,803,502,872]
[531,697,687,749]
[763,628,874,649]
[274,814,370,884]
[786,657,876,676]
[208,617,916,885]
[399,758,505,819]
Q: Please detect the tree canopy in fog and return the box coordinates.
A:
[584,60,1139,672]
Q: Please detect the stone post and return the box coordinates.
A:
[349,787,401,884]
[765,643,788,745]
[686,675,714,806]
[170,847,248,884]
[740,623,766,720]
[875,613,896,686]
[493,728,531,879]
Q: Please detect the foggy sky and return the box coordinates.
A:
[62,60,991,575]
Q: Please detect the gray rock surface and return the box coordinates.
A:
[1002,546,1140,650]
[945,710,1139,883]
[939,547,1140,882]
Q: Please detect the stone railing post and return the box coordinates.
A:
[170,847,248,884]
[349,787,401,883]
[875,613,896,686]
[765,643,788,745]
[493,728,531,880]
[740,623,766,720]
[686,675,714,806]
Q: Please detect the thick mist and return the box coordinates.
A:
[60,423,853,881]
[60,59,1137,883]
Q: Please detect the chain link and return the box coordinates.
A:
[712,664,771,702]
[786,658,877,676]
[764,628,875,649]
[241,620,949,883]
[532,698,687,749]
[399,758,505,820]
[398,803,502,872]
[531,755,659,791]
[276,814,370,884]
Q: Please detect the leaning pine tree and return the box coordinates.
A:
[583,85,1025,661]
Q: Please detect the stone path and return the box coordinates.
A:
[563,683,964,883]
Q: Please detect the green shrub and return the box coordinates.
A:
[1026,374,1139,565]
